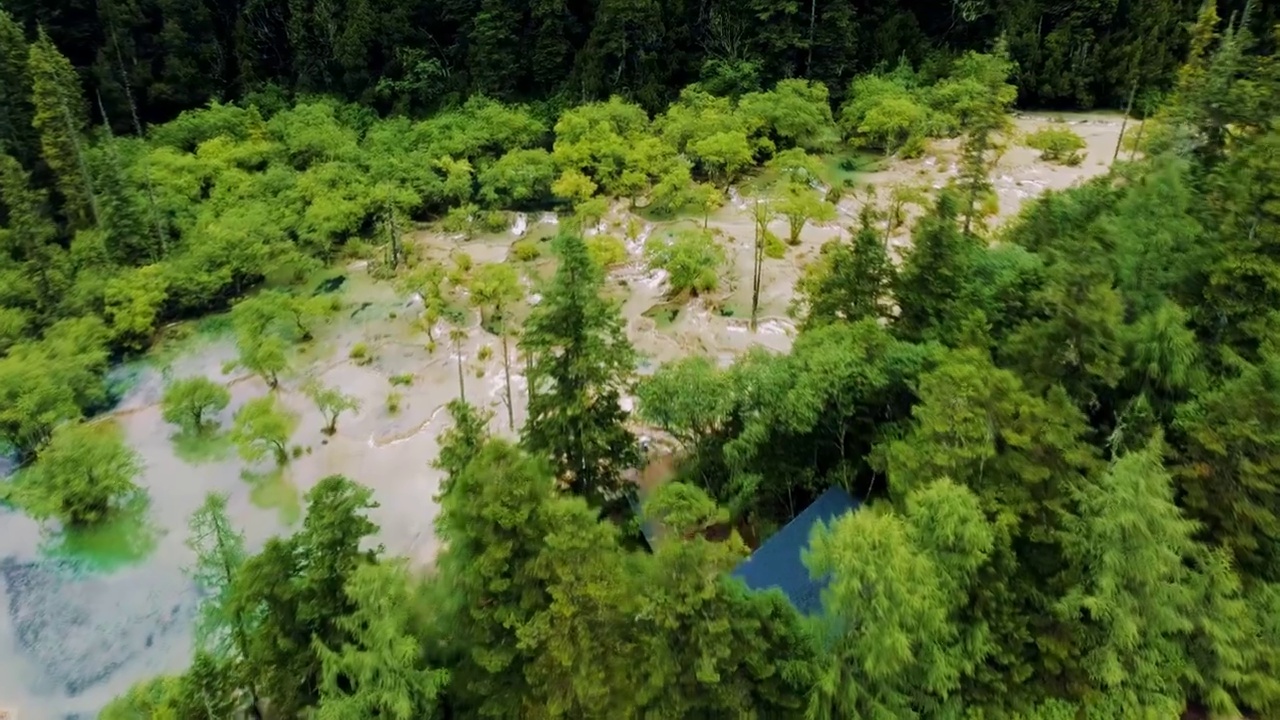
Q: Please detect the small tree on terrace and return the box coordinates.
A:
[304,379,361,435]
[162,376,232,434]
[230,395,297,465]
[18,420,142,527]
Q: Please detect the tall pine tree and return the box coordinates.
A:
[28,27,99,228]
[520,233,638,501]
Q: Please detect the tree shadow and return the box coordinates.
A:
[40,494,161,572]
[171,429,234,465]
[240,468,301,526]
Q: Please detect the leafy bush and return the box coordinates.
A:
[389,373,414,386]
[1025,126,1086,164]
[349,342,372,365]
[512,239,542,261]
[586,235,629,269]
[386,391,403,415]
[645,229,726,296]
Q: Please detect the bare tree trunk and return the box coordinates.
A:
[62,97,101,228]
[104,9,167,255]
[454,335,466,403]
[1129,118,1147,161]
[806,0,817,74]
[501,330,515,429]
[1114,80,1138,162]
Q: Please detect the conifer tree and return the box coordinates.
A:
[28,28,99,227]
[1057,439,1199,716]
[520,234,637,501]
[0,11,37,165]
[0,153,64,318]
[315,562,449,719]
[229,475,381,715]
[893,193,983,344]
[435,440,553,717]
[798,205,895,328]
[186,491,263,716]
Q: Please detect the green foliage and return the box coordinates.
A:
[521,234,637,501]
[230,395,298,465]
[585,234,629,270]
[1026,125,1087,164]
[644,481,728,536]
[161,376,231,434]
[228,474,381,716]
[479,148,556,208]
[807,479,993,719]
[644,228,725,297]
[0,317,110,455]
[385,391,403,415]
[304,379,362,435]
[349,342,372,365]
[511,238,542,261]
[104,264,169,348]
[797,207,895,328]
[315,561,450,719]
[15,420,142,527]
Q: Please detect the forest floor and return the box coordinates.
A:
[0,111,1125,719]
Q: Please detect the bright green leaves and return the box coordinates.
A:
[161,376,231,435]
[304,379,361,435]
[229,395,297,465]
[644,227,726,297]
[15,420,142,527]
[104,263,168,348]
[806,479,993,719]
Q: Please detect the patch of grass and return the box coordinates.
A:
[386,391,403,415]
[477,345,493,362]
[512,238,542,262]
[819,151,878,187]
[243,468,302,525]
[1025,126,1086,165]
[349,342,374,366]
[171,429,234,465]
[389,373,415,387]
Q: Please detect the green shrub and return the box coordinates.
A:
[477,345,493,362]
[763,230,787,259]
[645,229,726,296]
[479,210,509,233]
[512,239,542,262]
[389,373,414,386]
[386,391,403,415]
[1025,126,1086,164]
[349,342,373,365]
[586,235,629,269]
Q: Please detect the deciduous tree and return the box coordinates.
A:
[230,395,297,465]
[162,376,231,434]
[304,379,361,435]
[18,420,142,527]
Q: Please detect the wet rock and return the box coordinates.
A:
[1,558,196,696]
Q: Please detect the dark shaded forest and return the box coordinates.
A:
[2,0,1276,130]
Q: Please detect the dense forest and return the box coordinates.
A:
[2,0,1280,717]
[0,0,1276,129]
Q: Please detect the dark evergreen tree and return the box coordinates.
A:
[520,233,638,502]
